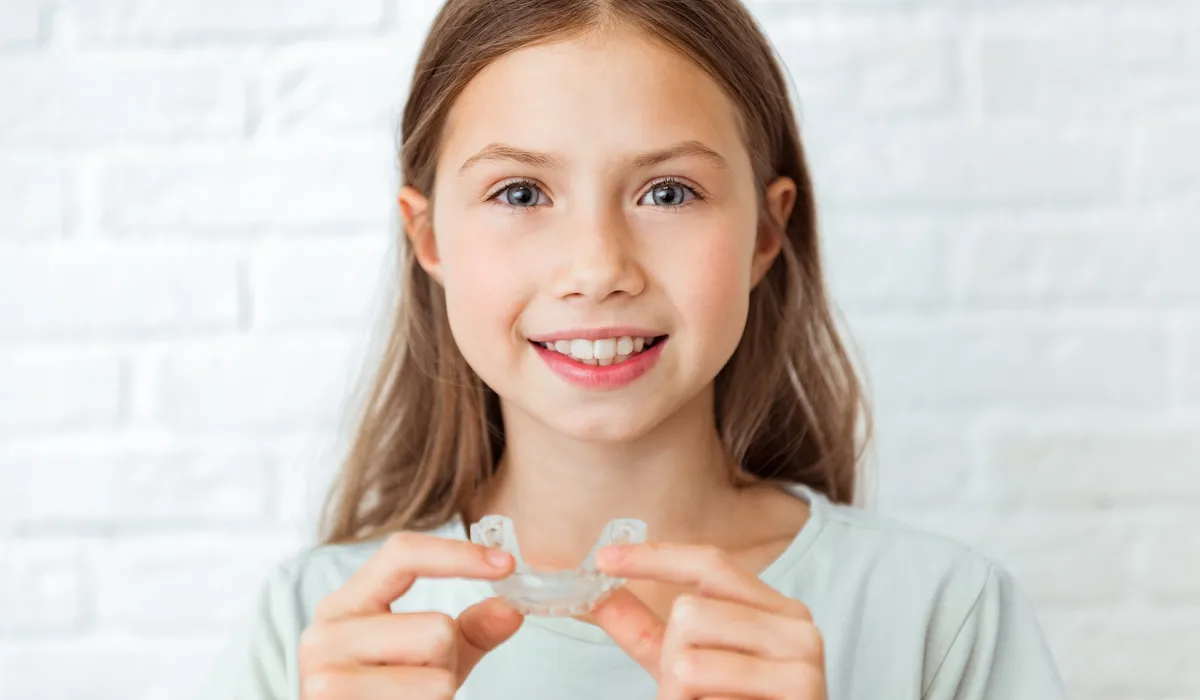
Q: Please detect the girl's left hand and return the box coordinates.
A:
[588,543,827,700]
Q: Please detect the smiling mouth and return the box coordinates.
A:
[530,335,667,366]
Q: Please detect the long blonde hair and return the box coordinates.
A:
[320,0,870,544]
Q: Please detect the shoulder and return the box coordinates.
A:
[821,497,995,580]
[794,485,999,603]
[789,488,1065,697]
[810,496,1003,642]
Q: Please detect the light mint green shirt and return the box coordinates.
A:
[196,483,1067,699]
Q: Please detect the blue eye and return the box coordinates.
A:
[492,180,547,208]
[487,177,703,212]
[639,179,700,208]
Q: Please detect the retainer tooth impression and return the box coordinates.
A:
[469,516,648,616]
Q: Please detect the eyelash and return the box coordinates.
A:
[485,177,705,214]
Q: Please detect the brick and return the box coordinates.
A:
[821,213,946,311]
[1135,115,1200,206]
[0,350,122,433]
[0,0,41,44]
[91,534,300,633]
[261,41,414,135]
[0,541,85,635]
[979,19,1196,117]
[773,29,958,118]
[0,243,240,338]
[809,123,1122,209]
[0,158,67,237]
[98,145,395,234]
[250,235,391,330]
[1142,514,1200,605]
[0,638,224,700]
[1041,610,1200,696]
[0,55,244,148]
[65,0,386,43]
[394,0,443,40]
[951,219,1165,307]
[870,418,971,511]
[1183,326,1200,405]
[0,444,273,526]
[981,425,1200,507]
[951,513,1141,608]
[856,321,1169,413]
[1191,4,1200,64]
[1161,231,1200,302]
[273,432,340,529]
[743,1,909,22]
[153,335,360,432]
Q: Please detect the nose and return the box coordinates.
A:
[550,205,646,302]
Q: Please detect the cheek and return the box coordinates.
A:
[437,216,530,368]
[661,221,755,349]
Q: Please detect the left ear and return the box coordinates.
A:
[398,185,443,284]
[751,176,797,286]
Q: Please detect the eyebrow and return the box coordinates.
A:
[457,139,729,174]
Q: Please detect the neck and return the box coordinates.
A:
[464,385,750,570]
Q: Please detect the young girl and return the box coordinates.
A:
[199,0,1066,698]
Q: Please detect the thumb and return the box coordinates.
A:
[455,597,525,679]
[586,587,666,679]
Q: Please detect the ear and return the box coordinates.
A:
[751,176,796,287]
[398,185,442,283]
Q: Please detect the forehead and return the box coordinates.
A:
[437,27,750,175]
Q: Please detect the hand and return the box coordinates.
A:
[589,543,827,700]
[298,532,523,699]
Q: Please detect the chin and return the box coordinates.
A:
[538,404,668,443]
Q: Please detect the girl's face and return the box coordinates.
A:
[400,28,794,442]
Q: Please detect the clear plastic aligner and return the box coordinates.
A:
[468,516,647,616]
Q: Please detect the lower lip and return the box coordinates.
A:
[533,339,667,390]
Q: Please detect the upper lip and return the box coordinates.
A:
[526,327,667,342]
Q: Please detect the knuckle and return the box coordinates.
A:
[699,545,728,568]
[670,649,703,688]
[797,622,825,662]
[789,660,826,696]
[423,668,458,699]
[668,594,704,633]
[385,531,421,556]
[312,594,339,622]
[297,624,328,660]
[632,621,665,657]
[789,598,813,621]
[423,612,458,655]
[301,670,345,700]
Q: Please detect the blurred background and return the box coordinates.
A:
[0,0,1197,697]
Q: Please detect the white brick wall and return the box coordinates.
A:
[0,1,1196,698]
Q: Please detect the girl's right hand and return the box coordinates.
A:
[298,532,522,699]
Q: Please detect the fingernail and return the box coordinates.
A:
[599,546,627,565]
[486,550,512,567]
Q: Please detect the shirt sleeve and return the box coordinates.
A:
[193,562,303,700]
[922,562,1068,700]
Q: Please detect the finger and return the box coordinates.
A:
[656,596,688,700]
[666,649,823,700]
[665,594,823,662]
[302,665,457,699]
[316,532,514,621]
[586,587,667,679]
[598,543,808,617]
[455,597,525,678]
[299,611,459,669]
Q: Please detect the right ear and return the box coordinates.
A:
[398,185,442,283]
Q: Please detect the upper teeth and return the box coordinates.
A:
[541,336,654,365]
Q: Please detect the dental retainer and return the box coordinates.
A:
[469,516,647,616]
